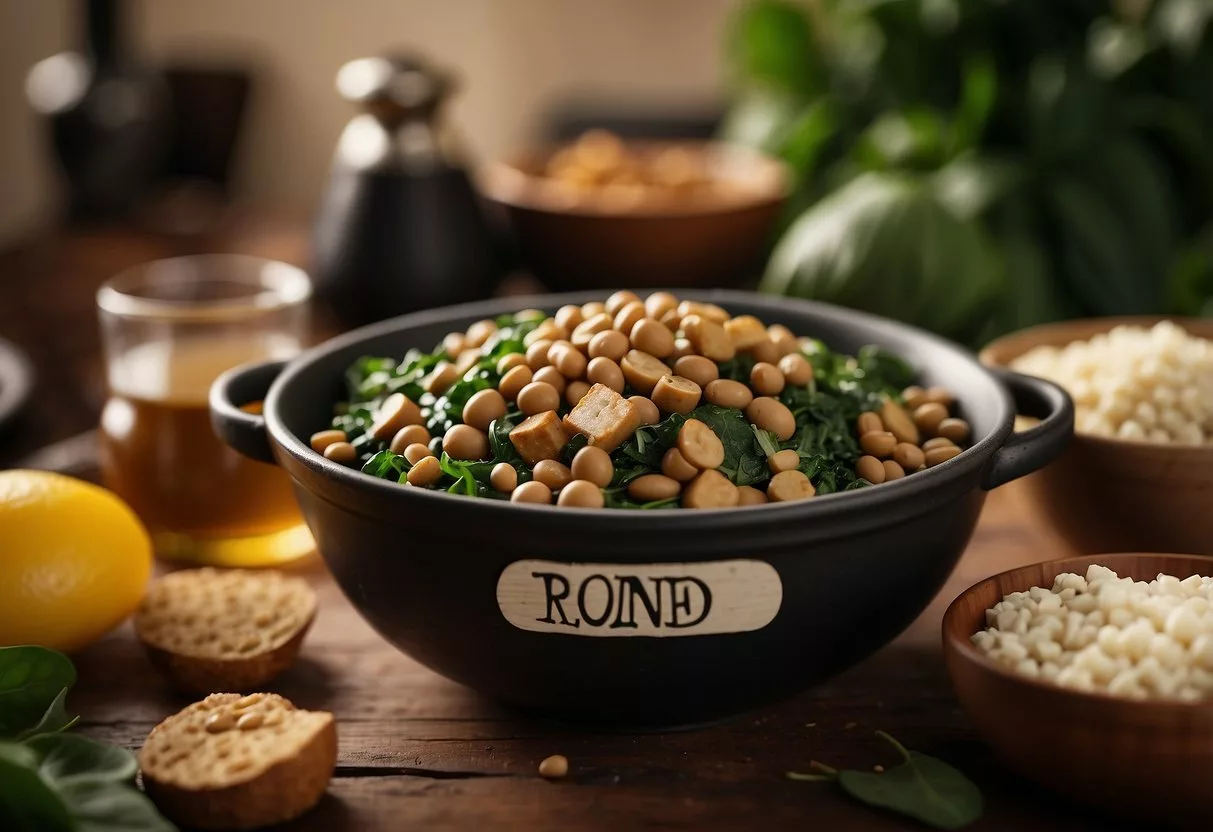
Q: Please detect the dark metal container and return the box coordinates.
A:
[211,291,1071,728]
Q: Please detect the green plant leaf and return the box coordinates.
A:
[0,742,75,832]
[18,688,79,741]
[837,733,983,830]
[27,734,138,788]
[0,646,77,740]
[947,53,997,156]
[727,0,824,97]
[57,780,178,832]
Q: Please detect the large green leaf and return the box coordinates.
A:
[0,647,76,740]
[57,781,178,832]
[0,742,74,832]
[27,734,138,788]
[727,0,824,97]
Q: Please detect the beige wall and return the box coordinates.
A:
[0,0,734,244]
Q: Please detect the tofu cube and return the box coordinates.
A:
[564,383,639,452]
[724,315,768,350]
[509,410,569,465]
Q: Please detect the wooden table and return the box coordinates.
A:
[2,225,1113,830]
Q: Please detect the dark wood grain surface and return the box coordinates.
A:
[0,224,1120,831]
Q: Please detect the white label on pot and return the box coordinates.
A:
[496,560,782,637]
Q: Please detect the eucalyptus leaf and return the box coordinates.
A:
[57,780,179,832]
[0,646,77,739]
[0,742,74,832]
[28,733,139,787]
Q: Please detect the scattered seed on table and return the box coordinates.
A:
[539,754,569,779]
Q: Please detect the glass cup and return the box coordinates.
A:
[97,255,314,566]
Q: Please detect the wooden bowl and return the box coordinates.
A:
[981,317,1213,556]
[477,141,789,290]
[944,553,1213,828]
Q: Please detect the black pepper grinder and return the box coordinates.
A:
[312,53,501,329]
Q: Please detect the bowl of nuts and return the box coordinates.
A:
[981,317,1213,556]
[478,131,790,290]
[211,290,1071,727]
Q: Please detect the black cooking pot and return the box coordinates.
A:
[211,291,1072,728]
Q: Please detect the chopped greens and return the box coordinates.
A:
[328,307,917,507]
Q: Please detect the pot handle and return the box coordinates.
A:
[209,359,288,464]
[981,368,1074,491]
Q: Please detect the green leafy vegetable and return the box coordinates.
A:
[788,731,983,830]
[0,646,76,740]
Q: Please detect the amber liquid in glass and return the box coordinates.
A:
[100,338,312,566]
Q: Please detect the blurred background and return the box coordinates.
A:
[2,0,1212,465]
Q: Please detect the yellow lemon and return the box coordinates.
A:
[0,470,152,653]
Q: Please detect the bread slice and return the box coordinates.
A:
[134,568,316,693]
[141,692,337,830]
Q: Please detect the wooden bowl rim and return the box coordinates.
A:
[477,139,791,219]
[979,315,1213,456]
[943,552,1213,712]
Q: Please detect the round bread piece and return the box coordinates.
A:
[135,568,317,693]
[141,692,336,830]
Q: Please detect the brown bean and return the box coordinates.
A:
[370,393,423,439]
[323,441,356,465]
[856,411,884,436]
[925,444,962,467]
[651,374,702,415]
[682,469,740,509]
[767,324,798,357]
[581,301,607,319]
[682,314,736,362]
[538,754,570,779]
[749,337,781,365]
[498,364,534,401]
[750,362,785,396]
[704,378,753,410]
[453,347,482,376]
[856,455,885,483]
[533,365,567,394]
[390,424,431,454]
[549,341,587,379]
[767,449,800,473]
[661,447,699,482]
[922,436,958,452]
[724,315,767,350]
[309,429,347,454]
[606,290,642,316]
[490,462,518,494]
[737,485,768,506]
[628,474,681,502]
[572,313,614,348]
[630,318,676,358]
[613,301,647,335]
[670,337,694,359]
[557,479,605,508]
[514,308,547,322]
[629,395,661,426]
[403,442,432,465]
[523,319,567,347]
[901,385,928,411]
[745,397,796,441]
[880,399,920,445]
[463,388,507,431]
[565,380,590,406]
[425,362,460,395]
[892,442,925,471]
[882,460,906,480]
[465,319,497,348]
[442,331,467,357]
[913,402,949,435]
[778,353,813,386]
[660,308,683,332]
[511,481,553,504]
[526,339,554,370]
[587,356,625,392]
[517,381,561,415]
[554,304,583,332]
[620,349,672,395]
[767,469,816,502]
[533,459,573,490]
[677,300,730,324]
[674,355,718,388]
[859,430,897,458]
[497,352,528,374]
[443,424,489,460]
[571,446,614,487]
[677,419,725,469]
[937,418,970,444]
[644,291,679,319]
[588,329,629,361]
[405,455,442,486]
[925,386,955,407]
